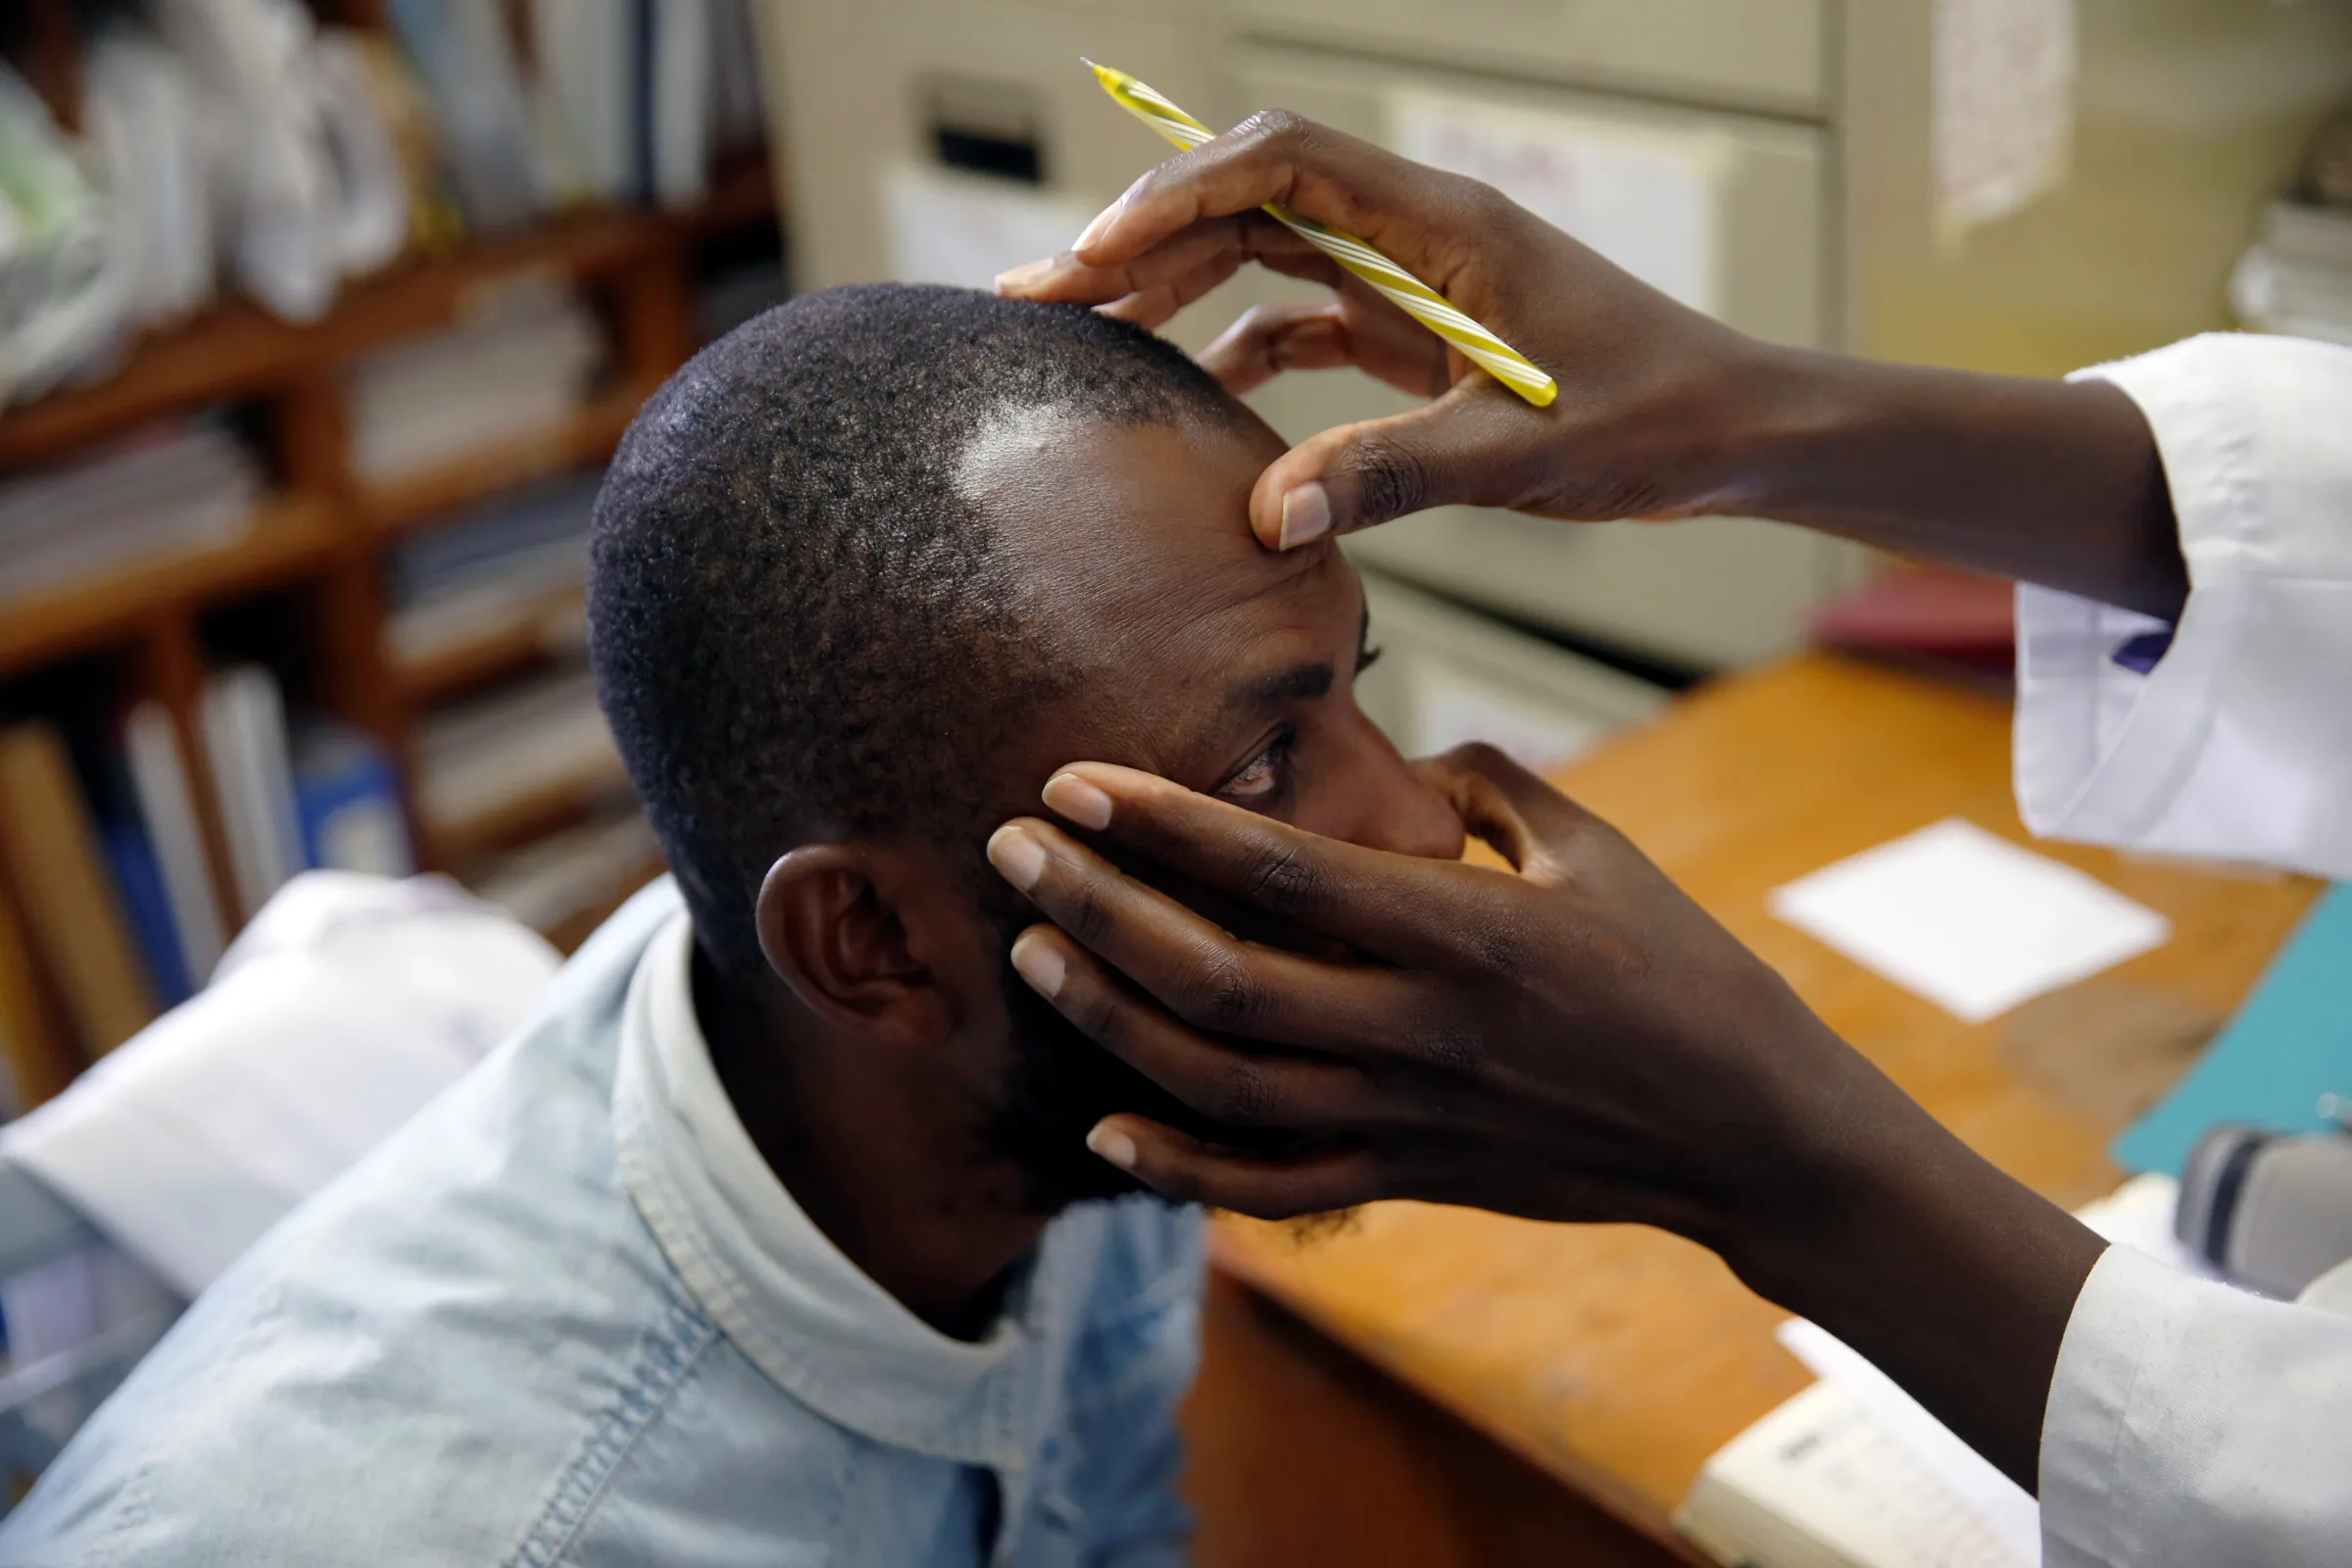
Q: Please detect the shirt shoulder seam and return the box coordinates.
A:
[502,1289,722,1568]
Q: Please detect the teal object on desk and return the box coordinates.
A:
[2116,883,2352,1177]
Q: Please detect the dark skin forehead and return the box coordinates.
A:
[960,405,1360,796]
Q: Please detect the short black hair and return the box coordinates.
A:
[588,283,1240,979]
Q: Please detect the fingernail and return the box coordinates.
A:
[1072,199,1122,253]
[1278,482,1332,550]
[993,257,1055,293]
[1009,930,1066,998]
[987,824,1047,891]
[1042,772,1113,831]
[1087,1123,1138,1170]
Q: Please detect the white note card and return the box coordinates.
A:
[1387,91,1727,315]
[1769,817,2170,1023]
[1932,0,2078,243]
[882,165,1094,292]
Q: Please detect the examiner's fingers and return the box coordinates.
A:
[1412,743,1608,882]
[1194,302,1354,395]
[997,211,1319,308]
[1084,1114,1387,1218]
[987,817,1422,1051]
[1242,380,1548,547]
[1021,763,1508,968]
[1007,926,1375,1130]
[1065,112,1495,305]
[1196,292,1450,399]
[1093,250,1248,331]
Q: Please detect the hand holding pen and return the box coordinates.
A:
[997,106,2182,619]
[995,106,1767,549]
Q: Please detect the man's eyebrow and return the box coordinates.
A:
[1170,660,1334,770]
[1198,609,1370,751]
[1230,662,1336,710]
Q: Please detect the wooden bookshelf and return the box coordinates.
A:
[392,586,588,705]
[422,760,636,868]
[0,153,774,981]
[0,201,708,472]
[361,392,644,538]
[0,496,340,678]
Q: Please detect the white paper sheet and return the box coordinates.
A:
[1933,0,2078,243]
[1387,91,1727,315]
[1769,817,2170,1023]
[882,164,1095,292]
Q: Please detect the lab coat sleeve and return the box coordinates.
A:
[2013,332,2352,879]
[2042,1244,2352,1568]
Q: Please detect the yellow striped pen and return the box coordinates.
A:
[1082,59,1557,409]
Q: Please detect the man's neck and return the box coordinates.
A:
[691,952,1054,1341]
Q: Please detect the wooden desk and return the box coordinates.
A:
[1207,654,2322,1551]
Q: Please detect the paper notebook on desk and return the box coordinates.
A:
[1676,1380,2027,1568]
[1676,1179,2195,1568]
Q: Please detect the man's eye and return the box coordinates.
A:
[1217,729,1296,803]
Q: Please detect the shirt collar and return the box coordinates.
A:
[611,912,1080,1468]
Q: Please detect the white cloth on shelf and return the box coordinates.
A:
[1,871,558,1298]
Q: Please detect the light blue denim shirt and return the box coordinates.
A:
[0,879,1204,1567]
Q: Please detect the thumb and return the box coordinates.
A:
[1247,381,1547,549]
[1415,743,1606,881]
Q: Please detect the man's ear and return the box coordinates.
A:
[754,845,947,1044]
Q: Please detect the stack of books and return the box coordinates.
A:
[0,420,264,608]
[347,283,608,484]
[414,663,624,837]
[3,0,769,399]
[384,472,600,674]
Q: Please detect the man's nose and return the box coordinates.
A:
[1329,715,1469,862]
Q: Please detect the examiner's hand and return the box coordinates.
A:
[993,113,1765,549]
[986,743,1880,1243]
[985,746,2111,1494]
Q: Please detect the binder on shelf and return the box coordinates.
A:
[97,819,193,1005]
[0,724,159,1058]
[293,726,415,878]
[0,876,75,1115]
[122,702,226,992]
[386,0,544,230]
[200,666,307,921]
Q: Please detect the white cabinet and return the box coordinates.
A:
[762,0,1223,300]
[1225,0,1830,115]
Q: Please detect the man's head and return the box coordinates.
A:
[589,284,1460,1210]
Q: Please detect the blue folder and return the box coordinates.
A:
[2115,883,2352,1177]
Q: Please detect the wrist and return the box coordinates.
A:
[1711,1052,2108,1489]
[1699,342,1885,524]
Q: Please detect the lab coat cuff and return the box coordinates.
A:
[2039,1244,2180,1568]
[2012,335,2257,854]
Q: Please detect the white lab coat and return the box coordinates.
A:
[2014,332,2352,1568]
